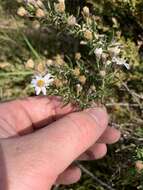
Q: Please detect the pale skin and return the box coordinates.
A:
[0,96,121,190]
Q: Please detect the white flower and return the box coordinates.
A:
[67,15,77,26]
[106,60,112,65]
[94,48,103,59]
[31,74,54,95]
[112,57,130,69]
[80,41,87,45]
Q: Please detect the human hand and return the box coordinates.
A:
[0,96,120,190]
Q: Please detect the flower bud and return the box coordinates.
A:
[32,20,40,29]
[100,70,106,77]
[79,75,86,84]
[135,161,143,172]
[90,85,96,91]
[108,46,120,57]
[82,6,90,17]
[36,8,45,18]
[17,7,27,17]
[25,59,35,69]
[46,59,53,66]
[54,78,63,88]
[36,0,44,7]
[75,52,81,61]
[67,15,77,26]
[102,53,108,62]
[83,30,93,41]
[54,54,64,66]
[73,67,80,76]
[54,0,65,13]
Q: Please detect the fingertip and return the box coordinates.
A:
[85,107,109,130]
[90,143,107,159]
[56,166,81,185]
[110,129,121,144]
[78,143,107,160]
[98,127,121,144]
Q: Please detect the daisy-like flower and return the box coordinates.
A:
[112,57,130,70]
[31,74,54,95]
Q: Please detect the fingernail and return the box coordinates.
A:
[85,107,108,128]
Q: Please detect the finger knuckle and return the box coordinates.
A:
[66,112,97,144]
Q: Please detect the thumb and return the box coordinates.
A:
[0,107,108,190]
[23,107,108,175]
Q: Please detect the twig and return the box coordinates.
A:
[110,122,135,128]
[122,82,143,104]
[106,102,140,108]
[131,136,143,142]
[52,184,60,190]
[115,76,142,107]
[132,117,143,125]
[77,162,115,190]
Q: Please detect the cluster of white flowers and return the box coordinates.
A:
[71,7,130,70]
[94,45,129,69]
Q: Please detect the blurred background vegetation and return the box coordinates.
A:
[0,0,143,189]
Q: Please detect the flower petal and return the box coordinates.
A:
[35,87,41,95]
[31,79,37,86]
[35,75,42,80]
[44,74,54,85]
[47,78,54,85]
[41,87,47,95]
[124,63,130,70]
[44,74,52,81]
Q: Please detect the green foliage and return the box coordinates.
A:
[136,148,143,161]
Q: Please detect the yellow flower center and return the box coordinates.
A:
[37,79,45,87]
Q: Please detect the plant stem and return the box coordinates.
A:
[77,162,115,190]
[52,184,60,190]
[0,71,33,77]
